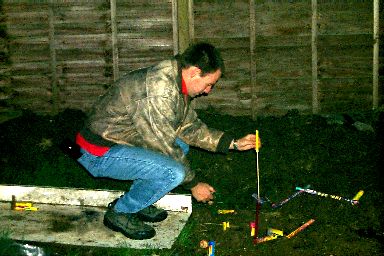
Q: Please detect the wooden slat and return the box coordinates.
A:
[372,0,379,108]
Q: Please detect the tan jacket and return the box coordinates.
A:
[80,58,233,188]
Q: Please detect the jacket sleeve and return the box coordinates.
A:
[177,107,234,153]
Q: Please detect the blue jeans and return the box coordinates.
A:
[77,138,189,213]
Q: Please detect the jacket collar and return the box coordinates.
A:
[175,56,189,104]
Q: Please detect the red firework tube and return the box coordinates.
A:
[250,222,256,237]
[252,201,261,243]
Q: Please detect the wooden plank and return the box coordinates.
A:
[318,77,372,113]
[199,34,371,50]
[55,49,106,61]
[0,185,192,248]
[318,34,372,47]
[319,77,372,92]
[196,37,249,48]
[253,1,311,37]
[8,98,53,113]
[0,202,190,249]
[12,86,51,96]
[60,91,106,101]
[11,76,51,88]
[319,97,372,113]
[247,77,312,93]
[0,185,191,213]
[317,1,372,35]
[117,19,172,33]
[194,1,250,38]
[59,74,111,85]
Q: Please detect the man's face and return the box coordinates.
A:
[188,69,222,97]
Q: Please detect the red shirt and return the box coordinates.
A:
[76,133,110,157]
[181,76,188,95]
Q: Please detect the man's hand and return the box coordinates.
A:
[191,182,216,203]
[231,134,260,151]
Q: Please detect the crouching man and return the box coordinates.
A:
[75,43,256,239]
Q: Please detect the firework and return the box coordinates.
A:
[296,187,361,205]
[286,219,315,239]
[271,185,311,208]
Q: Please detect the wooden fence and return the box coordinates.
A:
[0,0,382,117]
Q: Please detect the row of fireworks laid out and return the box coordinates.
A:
[200,186,364,255]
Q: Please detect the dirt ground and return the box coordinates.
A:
[0,108,383,255]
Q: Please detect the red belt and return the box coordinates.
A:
[76,133,110,157]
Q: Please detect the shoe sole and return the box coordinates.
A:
[103,218,156,240]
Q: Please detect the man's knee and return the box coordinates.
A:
[159,161,184,189]
[172,165,186,185]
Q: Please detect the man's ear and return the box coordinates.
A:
[189,66,202,78]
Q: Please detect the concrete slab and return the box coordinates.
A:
[0,185,192,249]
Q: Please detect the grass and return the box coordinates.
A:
[0,108,383,255]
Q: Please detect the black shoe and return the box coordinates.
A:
[108,198,168,223]
[103,208,155,240]
[137,205,168,222]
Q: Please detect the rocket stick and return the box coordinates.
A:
[256,130,260,201]
[253,130,261,242]
[271,185,311,209]
[271,190,303,209]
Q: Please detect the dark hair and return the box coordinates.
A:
[179,42,225,76]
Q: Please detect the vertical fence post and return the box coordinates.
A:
[311,0,319,114]
[110,0,119,81]
[372,0,379,109]
[48,3,58,114]
[176,0,190,53]
[172,0,178,55]
[172,0,193,54]
[249,0,257,120]
[188,0,194,44]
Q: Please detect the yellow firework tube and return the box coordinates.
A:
[222,221,230,231]
[217,209,235,214]
[352,190,364,201]
[15,202,33,208]
[255,130,260,152]
[267,228,284,237]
